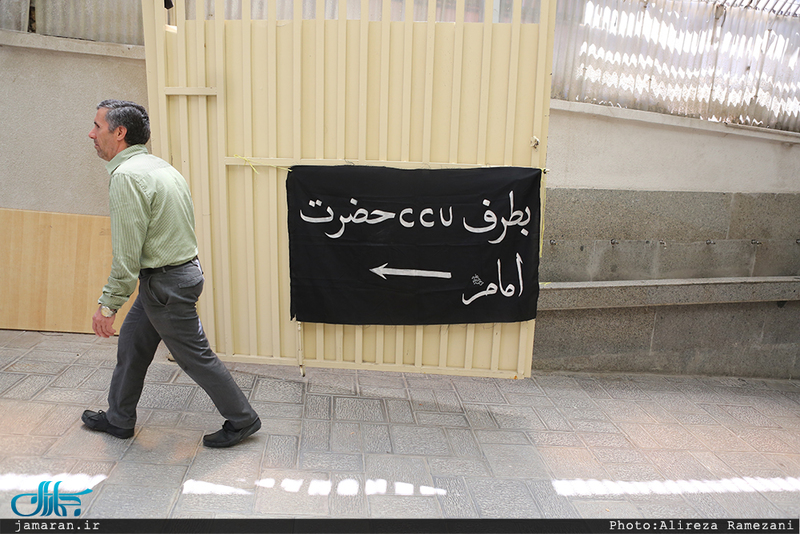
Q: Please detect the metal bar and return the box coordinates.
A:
[449,0,466,163]
[400,0,414,161]
[163,87,218,95]
[213,0,235,356]
[193,0,217,349]
[293,0,302,159]
[504,0,523,165]
[337,0,347,159]
[316,0,325,159]
[379,0,391,161]
[241,0,259,356]
[422,0,437,163]
[267,1,283,361]
[358,0,369,161]
[477,0,494,165]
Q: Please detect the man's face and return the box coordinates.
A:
[89,107,124,161]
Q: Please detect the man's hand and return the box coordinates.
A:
[92,306,117,338]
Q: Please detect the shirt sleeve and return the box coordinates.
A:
[98,172,151,310]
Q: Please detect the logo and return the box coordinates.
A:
[11,481,92,517]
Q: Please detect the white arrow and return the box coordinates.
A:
[370,263,452,280]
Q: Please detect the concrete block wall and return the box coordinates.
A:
[540,189,800,282]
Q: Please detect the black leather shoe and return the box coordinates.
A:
[81,410,134,439]
[203,417,261,448]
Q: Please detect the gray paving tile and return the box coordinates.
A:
[529,431,584,448]
[0,400,53,434]
[305,394,331,419]
[428,457,491,477]
[368,495,442,518]
[4,359,69,375]
[253,377,304,404]
[307,374,356,395]
[409,389,438,411]
[2,375,53,399]
[364,455,433,487]
[334,397,385,422]
[88,485,179,518]
[358,385,406,399]
[265,435,299,468]
[537,447,608,480]
[646,450,718,479]
[385,399,414,423]
[186,388,217,413]
[711,492,789,518]
[390,425,451,455]
[527,479,581,518]
[51,365,95,388]
[721,404,782,427]
[0,456,77,474]
[189,447,264,487]
[434,389,463,412]
[105,462,188,486]
[715,451,785,478]
[535,406,573,431]
[432,476,479,518]
[445,427,482,457]
[120,427,202,465]
[48,426,131,460]
[251,401,304,419]
[463,404,498,428]
[453,380,506,404]
[505,393,554,406]
[571,500,643,518]
[468,478,541,518]
[300,451,363,471]
[137,384,195,411]
[579,432,634,449]
[329,473,367,517]
[175,493,255,516]
[482,443,549,478]
[3,331,47,349]
[36,386,104,404]
[361,424,392,454]
[300,420,330,451]
[253,469,329,516]
[687,425,757,452]
[330,421,361,452]
[474,430,529,444]
[415,412,469,427]
[32,403,84,436]
[603,462,664,481]
[640,423,706,450]
[592,448,649,464]
[143,362,178,383]
[0,373,25,395]
[489,405,546,430]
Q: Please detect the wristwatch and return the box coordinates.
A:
[100,305,117,318]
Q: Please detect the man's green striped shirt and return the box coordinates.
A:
[99,145,198,310]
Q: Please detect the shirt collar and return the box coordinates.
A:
[105,144,149,175]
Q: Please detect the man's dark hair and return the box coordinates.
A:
[97,100,151,146]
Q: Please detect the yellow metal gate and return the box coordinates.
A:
[141,0,555,378]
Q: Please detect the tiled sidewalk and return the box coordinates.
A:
[0,328,799,519]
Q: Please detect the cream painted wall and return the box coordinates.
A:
[0,31,148,217]
[546,100,800,194]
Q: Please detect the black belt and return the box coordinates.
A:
[140,257,197,277]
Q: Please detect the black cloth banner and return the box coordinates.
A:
[287,165,541,325]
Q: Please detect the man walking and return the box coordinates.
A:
[83,99,260,448]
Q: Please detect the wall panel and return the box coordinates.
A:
[142,0,555,377]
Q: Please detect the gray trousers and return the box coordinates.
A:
[106,259,258,430]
